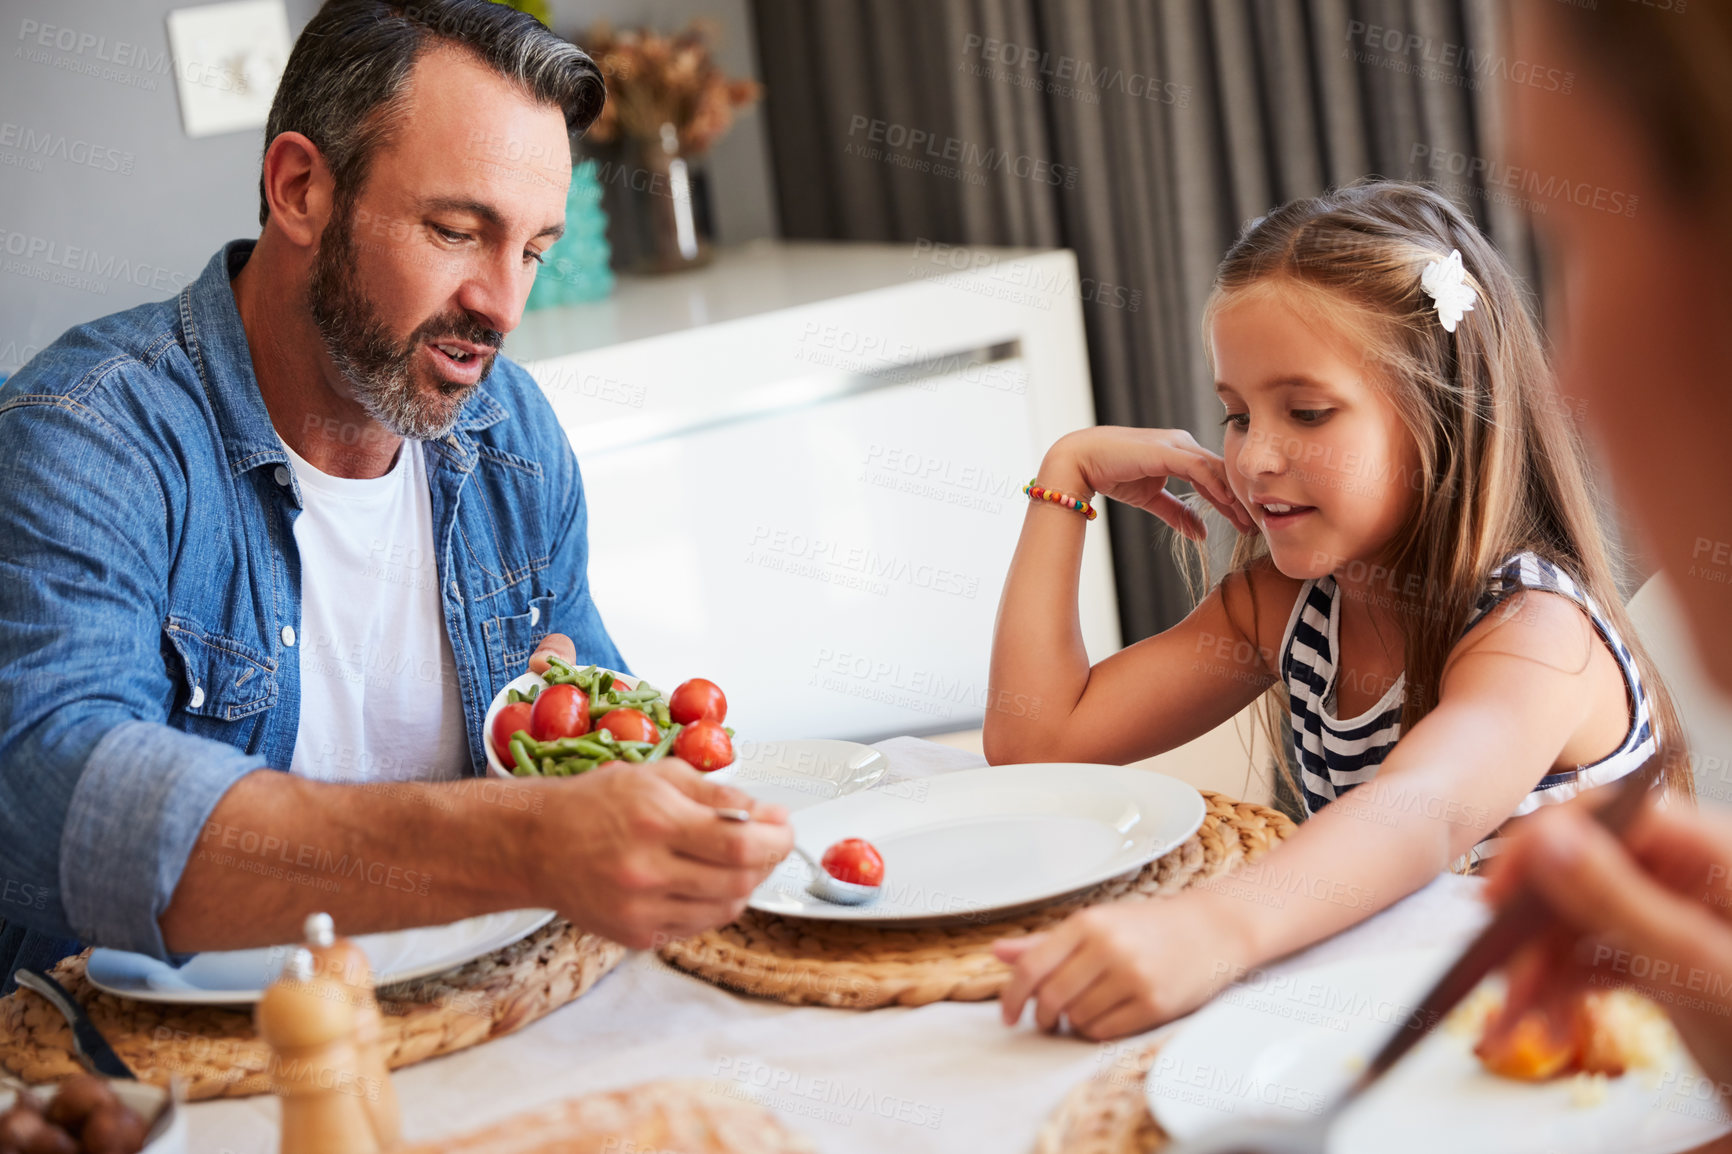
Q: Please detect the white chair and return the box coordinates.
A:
[1625,573,1732,807]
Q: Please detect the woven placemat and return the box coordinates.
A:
[0,918,624,1099]
[1034,1041,1167,1154]
[399,1078,816,1154]
[658,791,1294,1009]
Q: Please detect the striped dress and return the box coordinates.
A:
[1278,551,1655,859]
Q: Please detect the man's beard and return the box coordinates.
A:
[306,201,503,442]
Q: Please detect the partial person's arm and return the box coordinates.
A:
[160,754,789,952]
[996,590,1619,1038]
[1484,801,1732,1088]
[984,427,1263,765]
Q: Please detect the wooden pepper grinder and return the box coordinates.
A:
[256,946,381,1154]
[304,912,401,1149]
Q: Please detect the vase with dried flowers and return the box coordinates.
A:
[577,19,762,274]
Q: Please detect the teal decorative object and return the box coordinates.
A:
[528,160,614,309]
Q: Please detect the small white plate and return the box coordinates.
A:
[748,763,1206,924]
[484,673,888,811]
[721,738,889,812]
[1148,946,1732,1154]
[85,908,555,1006]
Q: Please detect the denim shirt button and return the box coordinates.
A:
[529,605,539,626]
[281,625,296,647]
[189,685,205,709]
[274,465,290,486]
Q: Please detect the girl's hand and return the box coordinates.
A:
[993,893,1255,1039]
[1485,800,1732,1087]
[1041,427,1255,539]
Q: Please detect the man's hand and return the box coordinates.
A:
[523,758,792,948]
[514,633,791,946]
[528,632,577,674]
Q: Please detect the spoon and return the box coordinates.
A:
[712,807,880,906]
[791,845,881,905]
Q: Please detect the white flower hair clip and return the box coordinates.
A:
[1421,249,1477,333]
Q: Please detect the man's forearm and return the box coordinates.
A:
[159,768,544,952]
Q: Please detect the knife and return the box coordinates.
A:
[15,968,136,1080]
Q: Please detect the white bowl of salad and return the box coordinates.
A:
[482,660,736,780]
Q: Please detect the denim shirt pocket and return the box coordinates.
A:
[481,592,557,693]
[163,616,278,721]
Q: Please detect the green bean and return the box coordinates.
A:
[510,737,536,775]
[574,738,613,759]
[540,756,555,776]
[595,671,614,695]
[652,701,672,728]
[619,745,645,763]
[506,688,522,704]
[617,740,656,752]
[647,724,681,762]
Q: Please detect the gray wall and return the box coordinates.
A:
[0,0,776,376]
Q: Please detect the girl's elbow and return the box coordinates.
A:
[981,720,1037,766]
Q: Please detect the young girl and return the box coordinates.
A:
[985,181,1688,1041]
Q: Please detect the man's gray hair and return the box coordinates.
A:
[259,0,604,225]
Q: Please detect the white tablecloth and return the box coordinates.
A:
[184,737,1492,1152]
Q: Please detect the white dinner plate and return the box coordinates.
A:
[1148,946,1732,1154]
[85,908,555,1006]
[748,763,1206,924]
[484,671,888,811]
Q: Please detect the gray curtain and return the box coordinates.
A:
[750,0,1532,642]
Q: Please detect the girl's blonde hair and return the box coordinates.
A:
[1188,180,1689,806]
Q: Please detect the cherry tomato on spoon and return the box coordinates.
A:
[820,839,884,887]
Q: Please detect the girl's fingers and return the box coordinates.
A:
[1145,491,1208,540]
[1062,969,1138,1032]
[1169,448,1254,534]
[1073,997,1150,1041]
[1031,949,1109,1033]
[992,933,1045,963]
[999,925,1084,1025]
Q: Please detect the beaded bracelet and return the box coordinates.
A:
[1023,479,1098,521]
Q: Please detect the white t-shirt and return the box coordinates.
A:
[279,436,470,783]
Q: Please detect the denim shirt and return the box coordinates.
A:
[0,240,625,978]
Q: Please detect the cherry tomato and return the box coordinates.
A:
[820,838,884,887]
[490,701,534,760]
[530,684,590,742]
[596,707,659,744]
[669,678,728,725]
[673,719,733,771]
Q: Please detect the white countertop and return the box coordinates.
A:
[182,738,1492,1153]
[506,239,1055,363]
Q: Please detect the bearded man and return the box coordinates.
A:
[0,0,790,992]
